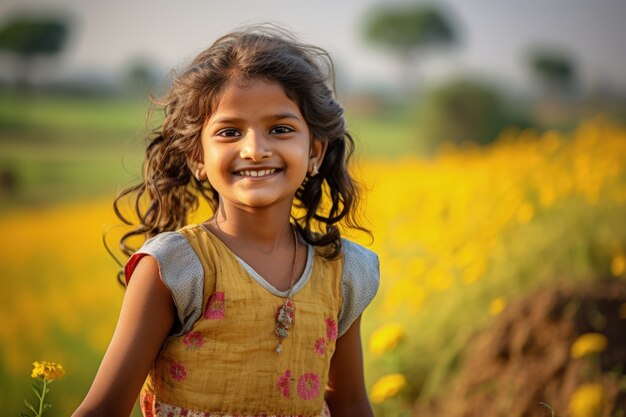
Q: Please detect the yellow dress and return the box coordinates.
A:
[124,224,379,417]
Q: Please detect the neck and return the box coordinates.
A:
[209,201,295,253]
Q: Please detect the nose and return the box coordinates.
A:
[240,129,272,160]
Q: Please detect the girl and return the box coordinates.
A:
[73,26,379,417]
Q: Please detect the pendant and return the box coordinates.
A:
[275,300,295,354]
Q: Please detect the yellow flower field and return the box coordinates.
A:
[1,116,625,415]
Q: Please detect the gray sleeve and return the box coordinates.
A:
[338,239,380,338]
[128,231,204,336]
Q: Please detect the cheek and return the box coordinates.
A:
[201,145,230,180]
[205,156,230,179]
[289,147,310,177]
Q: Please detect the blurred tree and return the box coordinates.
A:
[527,47,577,97]
[363,4,457,94]
[526,47,578,128]
[0,15,70,90]
[417,78,509,151]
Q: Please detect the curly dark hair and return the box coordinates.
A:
[111,25,368,284]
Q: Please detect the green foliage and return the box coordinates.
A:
[0,16,69,57]
[362,3,458,95]
[0,15,71,89]
[416,78,510,150]
[363,4,456,56]
[527,46,577,94]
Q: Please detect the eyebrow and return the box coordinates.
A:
[209,112,303,126]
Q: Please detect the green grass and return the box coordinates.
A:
[0,94,150,210]
[1,133,143,208]
[346,111,418,158]
[0,93,150,133]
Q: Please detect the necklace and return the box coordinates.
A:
[274,224,299,354]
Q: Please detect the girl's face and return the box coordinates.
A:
[198,77,325,212]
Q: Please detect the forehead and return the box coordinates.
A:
[210,77,301,117]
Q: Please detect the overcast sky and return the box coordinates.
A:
[1,0,625,94]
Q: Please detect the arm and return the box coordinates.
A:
[72,256,175,417]
[325,315,374,417]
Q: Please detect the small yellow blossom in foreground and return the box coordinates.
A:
[570,333,608,359]
[619,303,626,320]
[369,322,405,355]
[488,297,507,316]
[31,361,65,382]
[370,373,406,404]
[569,383,605,417]
[611,253,626,277]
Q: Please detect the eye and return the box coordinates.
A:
[217,128,240,137]
[270,125,294,135]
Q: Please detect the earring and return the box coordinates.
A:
[310,162,319,176]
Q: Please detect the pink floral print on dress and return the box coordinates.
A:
[325,318,338,341]
[183,331,204,350]
[313,337,326,356]
[204,292,225,320]
[276,369,292,398]
[297,372,321,400]
[140,391,155,417]
[169,362,187,382]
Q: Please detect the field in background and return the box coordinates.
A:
[359,118,626,414]
[0,93,415,211]
[1,95,625,415]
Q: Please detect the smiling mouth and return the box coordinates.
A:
[234,168,279,177]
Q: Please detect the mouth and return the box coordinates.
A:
[234,168,281,178]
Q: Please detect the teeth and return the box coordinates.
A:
[238,169,276,177]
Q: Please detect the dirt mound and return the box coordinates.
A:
[415,280,626,416]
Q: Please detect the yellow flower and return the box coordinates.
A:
[516,202,534,223]
[488,297,507,316]
[570,333,608,359]
[611,253,626,277]
[369,322,405,355]
[31,361,65,381]
[370,373,406,404]
[569,383,605,417]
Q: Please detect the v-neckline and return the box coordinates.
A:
[199,224,314,298]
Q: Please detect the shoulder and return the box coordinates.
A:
[337,239,380,338]
[341,238,380,297]
[124,230,205,336]
[124,231,197,284]
[141,230,191,256]
[342,239,379,271]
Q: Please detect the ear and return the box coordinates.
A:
[308,138,328,176]
[186,147,207,181]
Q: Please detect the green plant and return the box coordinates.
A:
[21,361,65,417]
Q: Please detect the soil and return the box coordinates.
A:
[414,279,626,417]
